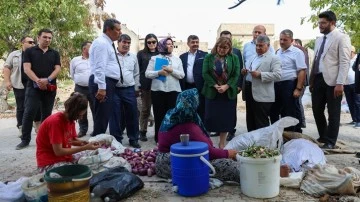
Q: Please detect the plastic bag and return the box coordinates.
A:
[281,139,326,172]
[224,117,298,151]
[0,177,28,202]
[90,166,144,201]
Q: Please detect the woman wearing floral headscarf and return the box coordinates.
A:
[155,88,239,182]
[145,37,185,143]
[202,37,240,149]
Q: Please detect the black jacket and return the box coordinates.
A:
[179,50,208,91]
[352,53,360,93]
[137,50,158,90]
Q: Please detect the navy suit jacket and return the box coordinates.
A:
[232,47,244,88]
[179,50,208,91]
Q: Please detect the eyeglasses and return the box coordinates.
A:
[147,41,157,45]
[25,41,35,44]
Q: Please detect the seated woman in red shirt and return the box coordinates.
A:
[36,92,101,172]
[156,88,240,182]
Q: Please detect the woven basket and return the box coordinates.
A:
[48,186,89,202]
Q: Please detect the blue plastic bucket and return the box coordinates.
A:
[170,141,215,197]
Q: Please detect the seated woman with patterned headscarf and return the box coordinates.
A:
[155,88,240,182]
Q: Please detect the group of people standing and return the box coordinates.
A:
[3,10,360,158]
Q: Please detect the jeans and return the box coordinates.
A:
[109,86,139,143]
[21,86,56,143]
[74,84,95,133]
[88,75,118,136]
[139,89,152,132]
[344,84,360,122]
[13,86,41,127]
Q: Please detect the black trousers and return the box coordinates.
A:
[88,75,118,136]
[74,84,95,133]
[21,86,56,143]
[13,86,41,127]
[151,90,179,142]
[244,82,272,132]
[311,74,342,145]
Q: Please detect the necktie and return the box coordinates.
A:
[112,43,124,83]
[313,36,327,74]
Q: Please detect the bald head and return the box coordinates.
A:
[252,25,267,41]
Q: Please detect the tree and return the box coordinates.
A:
[303,0,360,49]
[232,38,243,51]
[0,0,111,80]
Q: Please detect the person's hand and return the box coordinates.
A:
[37,78,48,90]
[163,66,173,73]
[5,81,12,91]
[96,89,107,102]
[241,68,248,75]
[250,71,261,79]
[293,89,301,98]
[85,141,102,150]
[228,149,238,160]
[217,84,229,94]
[158,69,169,76]
[79,140,89,146]
[334,84,343,98]
[309,85,313,93]
[214,84,220,89]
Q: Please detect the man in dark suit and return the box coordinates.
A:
[219,30,244,141]
[180,35,207,120]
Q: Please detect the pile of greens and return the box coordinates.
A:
[239,145,280,158]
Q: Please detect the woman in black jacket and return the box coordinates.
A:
[137,34,159,141]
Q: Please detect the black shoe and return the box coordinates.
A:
[148,120,154,127]
[321,143,335,149]
[90,132,96,137]
[226,132,235,141]
[130,141,141,148]
[346,121,356,125]
[16,141,29,150]
[317,138,326,143]
[139,132,148,142]
[77,131,86,138]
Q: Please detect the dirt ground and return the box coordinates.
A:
[0,85,360,201]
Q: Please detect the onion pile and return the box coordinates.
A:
[119,148,158,177]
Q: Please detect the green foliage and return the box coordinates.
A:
[232,38,243,51]
[0,0,97,80]
[305,0,360,49]
[304,39,316,50]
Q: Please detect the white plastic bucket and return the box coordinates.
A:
[236,154,282,198]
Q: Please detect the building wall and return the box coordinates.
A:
[217,23,275,46]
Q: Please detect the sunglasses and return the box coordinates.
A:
[26,41,35,44]
[147,41,157,45]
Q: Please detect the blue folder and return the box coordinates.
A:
[154,58,168,82]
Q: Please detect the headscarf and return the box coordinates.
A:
[159,88,209,137]
[158,38,173,55]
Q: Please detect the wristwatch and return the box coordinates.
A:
[47,77,52,83]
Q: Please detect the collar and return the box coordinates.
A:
[280,45,296,53]
[34,45,53,52]
[117,51,130,56]
[324,28,336,38]
[188,50,197,55]
[102,33,113,44]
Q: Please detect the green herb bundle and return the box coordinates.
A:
[239,145,280,158]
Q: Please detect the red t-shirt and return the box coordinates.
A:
[36,112,77,167]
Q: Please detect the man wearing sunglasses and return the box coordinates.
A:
[3,36,41,138]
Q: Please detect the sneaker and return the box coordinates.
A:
[346,121,355,125]
[33,121,41,134]
[77,131,86,138]
[354,122,360,129]
[130,141,141,148]
[139,132,148,142]
[18,126,22,138]
[16,141,29,150]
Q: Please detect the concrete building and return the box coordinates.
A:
[217,23,275,46]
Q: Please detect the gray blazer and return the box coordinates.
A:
[242,51,282,102]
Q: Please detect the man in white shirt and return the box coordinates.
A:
[88,18,122,136]
[109,34,141,148]
[344,46,360,128]
[270,29,306,133]
[70,41,93,137]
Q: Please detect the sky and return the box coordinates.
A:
[104,0,321,47]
